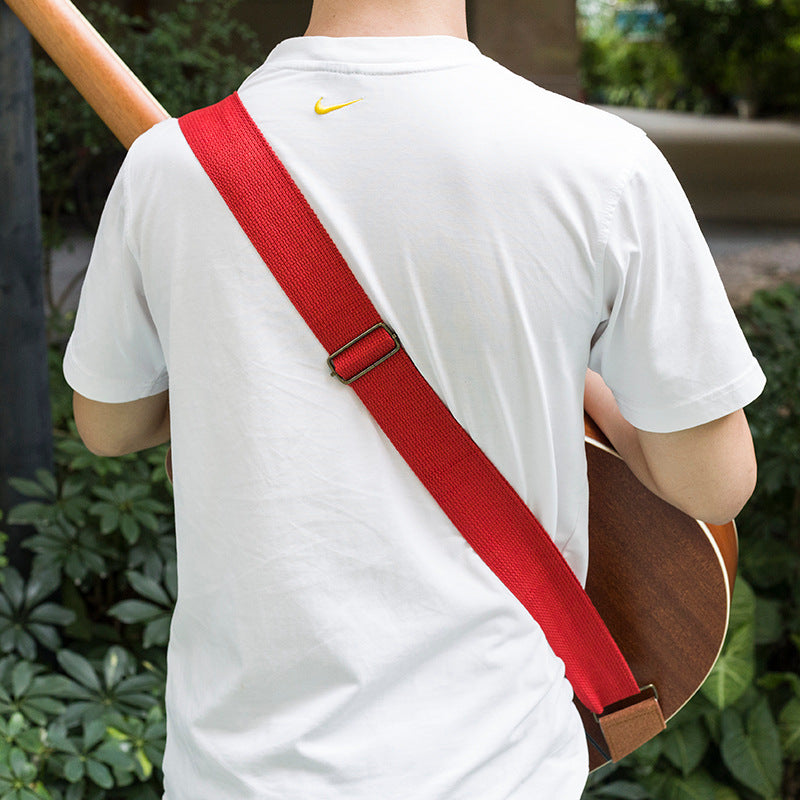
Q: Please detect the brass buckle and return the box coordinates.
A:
[327,322,401,385]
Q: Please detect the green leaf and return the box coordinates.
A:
[119,515,140,544]
[701,625,754,709]
[63,755,84,782]
[164,560,178,599]
[779,696,800,760]
[108,600,162,625]
[7,479,51,500]
[645,769,716,800]
[700,579,755,709]
[85,758,113,788]
[9,746,30,778]
[105,726,128,742]
[134,747,153,780]
[33,470,57,498]
[32,674,74,697]
[93,740,133,770]
[11,662,34,698]
[46,722,78,754]
[0,594,12,617]
[103,646,128,689]
[127,483,150,502]
[83,719,106,751]
[14,630,36,661]
[24,570,60,608]
[753,597,782,645]
[27,603,75,626]
[64,782,84,800]
[2,570,25,609]
[90,488,116,504]
[99,508,119,535]
[61,499,87,526]
[728,578,756,632]
[125,572,170,606]
[61,478,86,499]
[7,712,25,738]
[132,509,161,531]
[116,673,159,695]
[25,694,66,718]
[21,786,50,800]
[590,781,651,798]
[6,503,51,526]
[0,628,17,653]
[661,719,709,776]
[59,581,91,642]
[57,651,102,692]
[757,671,800,696]
[143,615,171,648]
[720,701,782,798]
[27,623,60,652]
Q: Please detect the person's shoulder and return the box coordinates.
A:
[123,114,204,190]
[543,90,647,145]
[475,56,649,159]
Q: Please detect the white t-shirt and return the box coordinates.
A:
[63,35,765,800]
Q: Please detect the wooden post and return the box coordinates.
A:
[0,1,53,570]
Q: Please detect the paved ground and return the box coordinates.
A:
[49,222,800,315]
[703,223,800,306]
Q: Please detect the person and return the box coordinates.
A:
[63,0,765,797]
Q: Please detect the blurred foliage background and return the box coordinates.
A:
[579,0,800,117]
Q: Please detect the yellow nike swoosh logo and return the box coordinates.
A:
[315,97,363,115]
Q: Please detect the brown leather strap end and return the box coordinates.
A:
[598,689,666,762]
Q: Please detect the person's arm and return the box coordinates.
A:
[73,390,170,457]
[584,369,757,525]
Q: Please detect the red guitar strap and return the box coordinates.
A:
[178,93,665,762]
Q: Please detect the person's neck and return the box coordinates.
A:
[304,0,468,40]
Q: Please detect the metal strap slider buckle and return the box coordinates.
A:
[327,322,401,385]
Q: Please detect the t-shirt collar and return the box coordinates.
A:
[260,35,482,74]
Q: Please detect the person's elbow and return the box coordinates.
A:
[639,409,758,526]
[73,408,138,458]
[674,452,757,526]
[75,425,132,458]
[72,391,170,457]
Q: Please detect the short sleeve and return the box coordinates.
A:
[589,136,765,433]
[63,159,168,402]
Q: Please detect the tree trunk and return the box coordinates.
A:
[0,1,52,572]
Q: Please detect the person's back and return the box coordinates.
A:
[64,2,764,798]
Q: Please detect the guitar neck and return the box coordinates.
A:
[7,0,168,148]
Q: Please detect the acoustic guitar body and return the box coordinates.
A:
[579,416,737,771]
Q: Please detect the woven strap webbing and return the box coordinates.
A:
[178,92,643,718]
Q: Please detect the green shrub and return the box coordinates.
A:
[579,0,800,116]
[0,315,174,796]
[658,0,800,117]
[578,0,708,112]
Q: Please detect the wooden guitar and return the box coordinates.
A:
[582,415,736,770]
[9,0,737,770]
